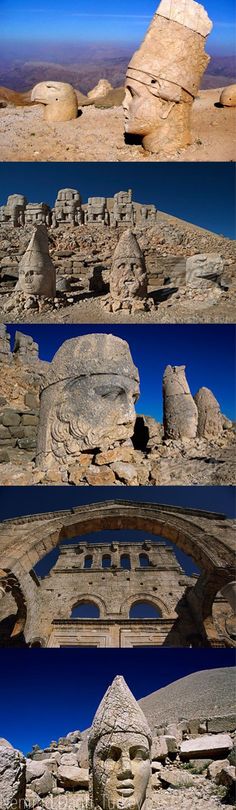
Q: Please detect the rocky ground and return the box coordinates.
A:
[0,89,235,162]
[1,219,235,324]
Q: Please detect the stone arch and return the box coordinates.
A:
[0,501,234,645]
[120,591,171,619]
[69,593,107,619]
[129,600,162,619]
[70,600,100,619]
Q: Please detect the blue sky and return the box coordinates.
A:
[1,0,235,52]
[7,323,236,421]
[0,164,235,239]
[0,648,234,752]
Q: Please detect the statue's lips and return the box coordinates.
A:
[117,783,134,796]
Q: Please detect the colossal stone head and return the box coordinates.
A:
[123,0,212,154]
[16,225,56,298]
[36,334,140,469]
[88,675,152,810]
[110,230,148,302]
[31,81,78,122]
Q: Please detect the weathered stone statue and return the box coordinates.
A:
[123,0,212,155]
[186,253,225,288]
[31,81,78,122]
[194,387,223,439]
[88,675,152,810]
[163,365,198,439]
[110,229,148,301]
[36,334,140,470]
[16,226,56,298]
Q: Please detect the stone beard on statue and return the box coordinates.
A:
[88,676,152,810]
[36,334,140,469]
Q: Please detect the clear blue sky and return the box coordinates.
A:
[7,323,236,421]
[0,164,235,239]
[1,0,235,52]
[0,649,234,753]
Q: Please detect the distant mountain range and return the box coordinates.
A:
[0,52,235,94]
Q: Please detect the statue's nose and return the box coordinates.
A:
[117,754,133,780]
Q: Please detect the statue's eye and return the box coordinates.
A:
[106,748,120,761]
[95,387,125,401]
[130,748,149,760]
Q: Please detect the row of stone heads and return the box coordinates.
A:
[0,189,157,228]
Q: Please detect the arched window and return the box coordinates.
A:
[120,554,131,570]
[102,554,111,569]
[129,601,162,619]
[70,602,100,619]
[84,555,93,569]
[139,553,150,568]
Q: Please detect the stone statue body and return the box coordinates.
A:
[36,334,139,470]
[88,676,152,810]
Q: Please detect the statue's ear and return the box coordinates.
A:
[160,101,175,120]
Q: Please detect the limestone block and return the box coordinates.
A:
[57,766,89,789]
[159,767,194,787]
[194,387,223,439]
[163,365,198,439]
[207,759,230,780]
[0,741,26,810]
[207,716,236,734]
[181,733,233,758]
[31,82,78,122]
[186,253,225,288]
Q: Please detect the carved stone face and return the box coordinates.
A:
[123,80,165,137]
[51,372,139,458]
[93,732,150,810]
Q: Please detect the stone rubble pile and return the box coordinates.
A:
[1,712,235,810]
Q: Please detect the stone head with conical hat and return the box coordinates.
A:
[16,225,56,298]
[88,675,152,810]
[36,334,140,470]
[110,230,148,302]
[123,0,212,154]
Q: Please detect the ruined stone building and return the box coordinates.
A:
[0,188,157,229]
[0,501,235,649]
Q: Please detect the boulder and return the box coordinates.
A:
[181,733,233,759]
[57,765,89,789]
[0,740,26,810]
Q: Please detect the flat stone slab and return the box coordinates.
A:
[181,734,233,758]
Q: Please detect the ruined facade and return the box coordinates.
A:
[0,188,157,229]
[0,500,235,649]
